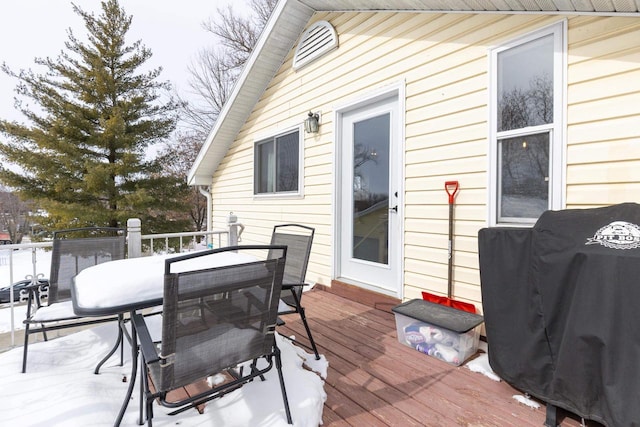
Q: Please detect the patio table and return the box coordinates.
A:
[70,249,258,426]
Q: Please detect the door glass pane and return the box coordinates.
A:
[497,34,554,132]
[498,132,550,222]
[352,113,390,264]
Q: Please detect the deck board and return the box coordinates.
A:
[278,288,602,427]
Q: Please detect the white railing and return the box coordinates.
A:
[0,217,244,349]
[125,217,243,258]
[0,241,53,287]
[0,241,53,349]
[143,230,226,254]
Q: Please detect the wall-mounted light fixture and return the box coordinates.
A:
[304,111,320,134]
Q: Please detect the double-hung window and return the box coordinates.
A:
[489,22,565,226]
[254,127,302,195]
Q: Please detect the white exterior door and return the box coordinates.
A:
[336,92,402,297]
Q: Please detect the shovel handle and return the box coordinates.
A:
[445,181,459,298]
[445,181,459,204]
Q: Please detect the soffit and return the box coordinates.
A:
[299,0,640,14]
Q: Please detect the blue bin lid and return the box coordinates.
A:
[392,299,484,333]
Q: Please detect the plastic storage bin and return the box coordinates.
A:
[392,299,484,366]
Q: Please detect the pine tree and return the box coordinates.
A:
[0,0,186,231]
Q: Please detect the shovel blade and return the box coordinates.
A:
[421,291,477,314]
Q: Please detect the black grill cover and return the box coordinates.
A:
[479,203,640,427]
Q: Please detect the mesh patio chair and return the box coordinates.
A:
[269,224,320,360]
[133,245,292,426]
[22,227,125,373]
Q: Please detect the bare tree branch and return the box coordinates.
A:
[0,187,35,243]
[176,0,275,138]
[168,0,277,231]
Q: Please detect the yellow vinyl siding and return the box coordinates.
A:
[566,16,640,208]
[568,140,640,165]
[209,12,640,309]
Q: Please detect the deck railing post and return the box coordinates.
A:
[229,224,239,246]
[127,218,142,259]
[227,212,243,247]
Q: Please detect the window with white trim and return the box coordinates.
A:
[489,22,565,226]
[254,128,301,195]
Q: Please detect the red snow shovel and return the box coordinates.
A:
[422,181,477,314]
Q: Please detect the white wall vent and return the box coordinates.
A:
[293,20,338,70]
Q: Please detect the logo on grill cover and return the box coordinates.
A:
[586,221,640,250]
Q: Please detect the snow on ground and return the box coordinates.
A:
[513,394,542,409]
[464,343,544,410]
[0,247,328,426]
[465,353,501,382]
[0,321,327,427]
[0,302,28,333]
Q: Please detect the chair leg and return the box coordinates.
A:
[249,358,266,382]
[274,344,293,425]
[290,290,320,360]
[22,322,48,372]
[140,355,147,426]
[146,395,154,427]
[298,307,320,360]
[21,323,31,373]
[22,293,49,373]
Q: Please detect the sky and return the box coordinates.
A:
[0,0,242,123]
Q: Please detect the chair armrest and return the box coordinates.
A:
[132,313,160,364]
[23,281,46,319]
[23,281,43,291]
[23,281,45,302]
[281,283,309,290]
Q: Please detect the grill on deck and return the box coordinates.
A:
[479,203,640,427]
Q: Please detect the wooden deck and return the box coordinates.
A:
[278,288,601,427]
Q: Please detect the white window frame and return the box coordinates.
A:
[488,21,567,227]
[253,125,304,198]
